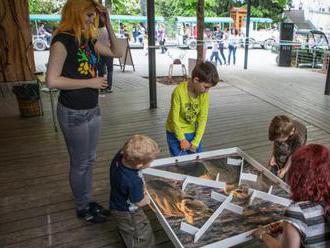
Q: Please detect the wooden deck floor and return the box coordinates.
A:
[1,65,330,248]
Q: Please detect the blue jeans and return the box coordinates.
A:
[228,45,237,65]
[97,56,113,90]
[57,103,101,210]
[166,131,202,156]
[219,46,226,64]
[210,51,222,65]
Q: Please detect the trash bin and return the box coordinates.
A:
[12,84,41,117]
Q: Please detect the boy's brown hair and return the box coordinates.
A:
[192,62,219,86]
[268,115,294,141]
[122,135,160,167]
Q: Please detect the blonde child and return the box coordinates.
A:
[166,62,219,156]
[109,135,160,248]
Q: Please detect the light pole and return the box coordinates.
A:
[244,0,251,70]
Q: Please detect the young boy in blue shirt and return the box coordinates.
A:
[109,135,160,248]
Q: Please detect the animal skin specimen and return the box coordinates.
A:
[146,179,213,224]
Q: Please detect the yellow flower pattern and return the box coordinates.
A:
[76,41,97,77]
[78,62,89,75]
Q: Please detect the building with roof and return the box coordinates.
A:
[289,0,330,33]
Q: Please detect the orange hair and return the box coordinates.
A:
[55,0,100,43]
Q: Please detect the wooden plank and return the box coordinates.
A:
[1,68,330,248]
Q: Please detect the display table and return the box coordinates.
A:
[143,147,290,248]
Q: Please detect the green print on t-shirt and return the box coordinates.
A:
[76,42,97,77]
[77,48,90,76]
[184,102,199,123]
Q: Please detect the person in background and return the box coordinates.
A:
[123,24,130,41]
[157,24,167,54]
[215,26,226,65]
[38,23,52,44]
[132,26,138,43]
[253,144,330,248]
[119,22,125,38]
[228,29,240,65]
[97,15,114,93]
[47,0,115,223]
[209,40,222,65]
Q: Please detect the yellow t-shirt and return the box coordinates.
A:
[166,81,209,147]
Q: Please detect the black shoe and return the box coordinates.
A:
[77,207,107,224]
[105,88,113,93]
[89,202,110,216]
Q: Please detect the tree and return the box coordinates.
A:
[0,0,35,82]
[248,0,288,22]
[156,0,217,18]
[28,0,65,14]
[197,0,205,63]
[110,0,141,15]
[140,0,147,16]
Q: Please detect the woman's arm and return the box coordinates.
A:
[94,41,114,57]
[94,7,115,57]
[282,222,301,248]
[253,222,300,248]
[47,42,107,90]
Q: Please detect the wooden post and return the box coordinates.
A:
[244,0,251,70]
[147,0,157,108]
[325,54,330,95]
[196,0,204,64]
[0,0,35,83]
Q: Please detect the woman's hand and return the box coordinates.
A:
[96,5,110,27]
[90,77,108,89]
[252,225,267,241]
[180,139,190,151]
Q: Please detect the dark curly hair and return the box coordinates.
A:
[287,144,330,210]
[191,62,219,86]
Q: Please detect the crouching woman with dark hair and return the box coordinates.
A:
[253,144,330,247]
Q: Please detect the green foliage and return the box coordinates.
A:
[111,0,141,15]
[28,0,65,14]
[155,0,218,18]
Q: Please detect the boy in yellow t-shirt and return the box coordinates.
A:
[166,62,219,156]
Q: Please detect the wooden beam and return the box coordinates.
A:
[325,54,330,95]
[147,0,157,108]
[196,0,204,63]
[244,0,251,70]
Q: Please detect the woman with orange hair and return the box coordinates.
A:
[47,0,114,223]
[253,144,330,247]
